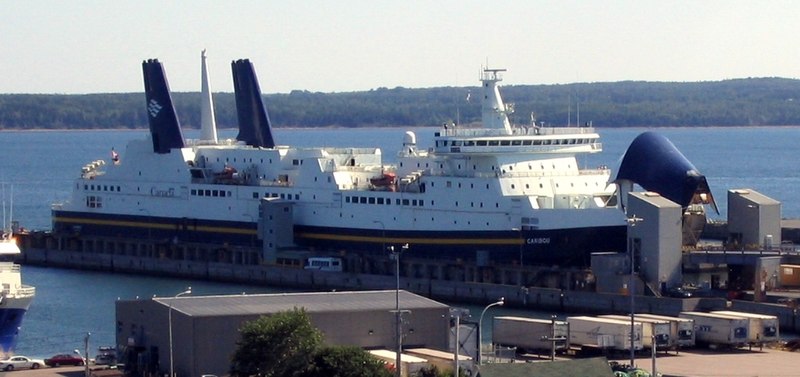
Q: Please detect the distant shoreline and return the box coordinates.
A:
[2,124,800,132]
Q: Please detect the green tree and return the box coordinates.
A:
[230,308,323,377]
[298,345,393,377]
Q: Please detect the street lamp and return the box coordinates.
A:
[626,215,643,367]
[389,243,408,377]
[450,308,470,377]
[477,297,504,365]
[169,287,192,377]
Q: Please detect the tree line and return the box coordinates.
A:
[1,78,799,130]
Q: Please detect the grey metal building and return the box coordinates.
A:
[116,290,450,377]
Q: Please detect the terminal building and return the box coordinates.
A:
[115,290,450,377]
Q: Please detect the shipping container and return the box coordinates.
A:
[711,311,780,346]
[599,315,672,350]
[566,316,643,352]
[634,313,696,348]
[679,312,749,348]
[492,316,569,354]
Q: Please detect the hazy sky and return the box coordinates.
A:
[2,1,799,94]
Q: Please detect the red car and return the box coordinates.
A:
[44,354,85,367]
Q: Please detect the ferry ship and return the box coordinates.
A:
[51,53,712,266]
[0,192,35,358]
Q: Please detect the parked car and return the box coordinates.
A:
[45,353,85,367]
[666,286,693,298]
[0,355,45,371]
[95,346,117,366]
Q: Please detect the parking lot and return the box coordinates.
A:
[0,365,120,377]
[610,346,799,377]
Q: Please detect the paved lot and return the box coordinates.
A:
[610,347,798,377]
[0,365,114,377]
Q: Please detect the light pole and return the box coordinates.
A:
[477,297,504,365]
[626,215,643,367]
[82,333,90,377]
[389,243,408,377]
[450,308,469,377]
[169,287,192,377]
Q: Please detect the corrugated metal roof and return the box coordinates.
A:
[151,290,447,317]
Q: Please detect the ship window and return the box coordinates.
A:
[543,140,551,145]
[205,189,211,196]
[377,198,384,204]
[525,184,529,189]
[522,140,532,145]
[360,197,367,204]
[281,194,286,199]
[500,140,510,146]
[295,194,299,200]
[396,199,401,205]
[419,200,424,207]
[345,197,351,203]
[455,201,458,207]
[412,199,417,206]
[477,140,487,146]
[465,141,475,146]
[512,140,521,146]
[511,184,515,189]
[458,183,462,188]
[402,199,410,205]
[470,183,474,188]
[540,183,544,188]
[368,197,375,204]
[293,159,300,165]
[446,181,452,188]
[488,140,499,146]
[84,184,88,190]
[533,140,541,145]
[431,200,435,206]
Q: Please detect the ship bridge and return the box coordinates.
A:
[431,125,602,155]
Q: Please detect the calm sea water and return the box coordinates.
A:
[1,126,799,357]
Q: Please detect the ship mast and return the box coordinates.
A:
[481,68,513,134]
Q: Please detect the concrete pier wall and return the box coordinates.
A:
[20,247,719,318]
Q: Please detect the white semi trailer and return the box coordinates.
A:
[635,313,696,349]
[599,315,672,350]
[679,312,749,348]
[711,311,780,346]
[492,316,569,354]
[566,316,643,352]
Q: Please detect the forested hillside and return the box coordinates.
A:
[1,78,799,129]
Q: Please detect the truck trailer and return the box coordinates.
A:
[634,313,696,348]
[566,316,643,352]
[492,316,569,354]
[599,315,672,350]
[679,312,749,348]
[711,311,780,346]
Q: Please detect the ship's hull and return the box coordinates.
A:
[0,299,32,357]
[53,209,625,265]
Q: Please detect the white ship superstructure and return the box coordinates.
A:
[0,188,35,358]
[53,59,630,265]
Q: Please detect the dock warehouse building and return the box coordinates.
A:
[116,290,450,377]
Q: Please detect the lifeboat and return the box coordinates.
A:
[370,172,396,191]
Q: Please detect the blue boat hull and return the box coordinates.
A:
[0,308,27,356]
